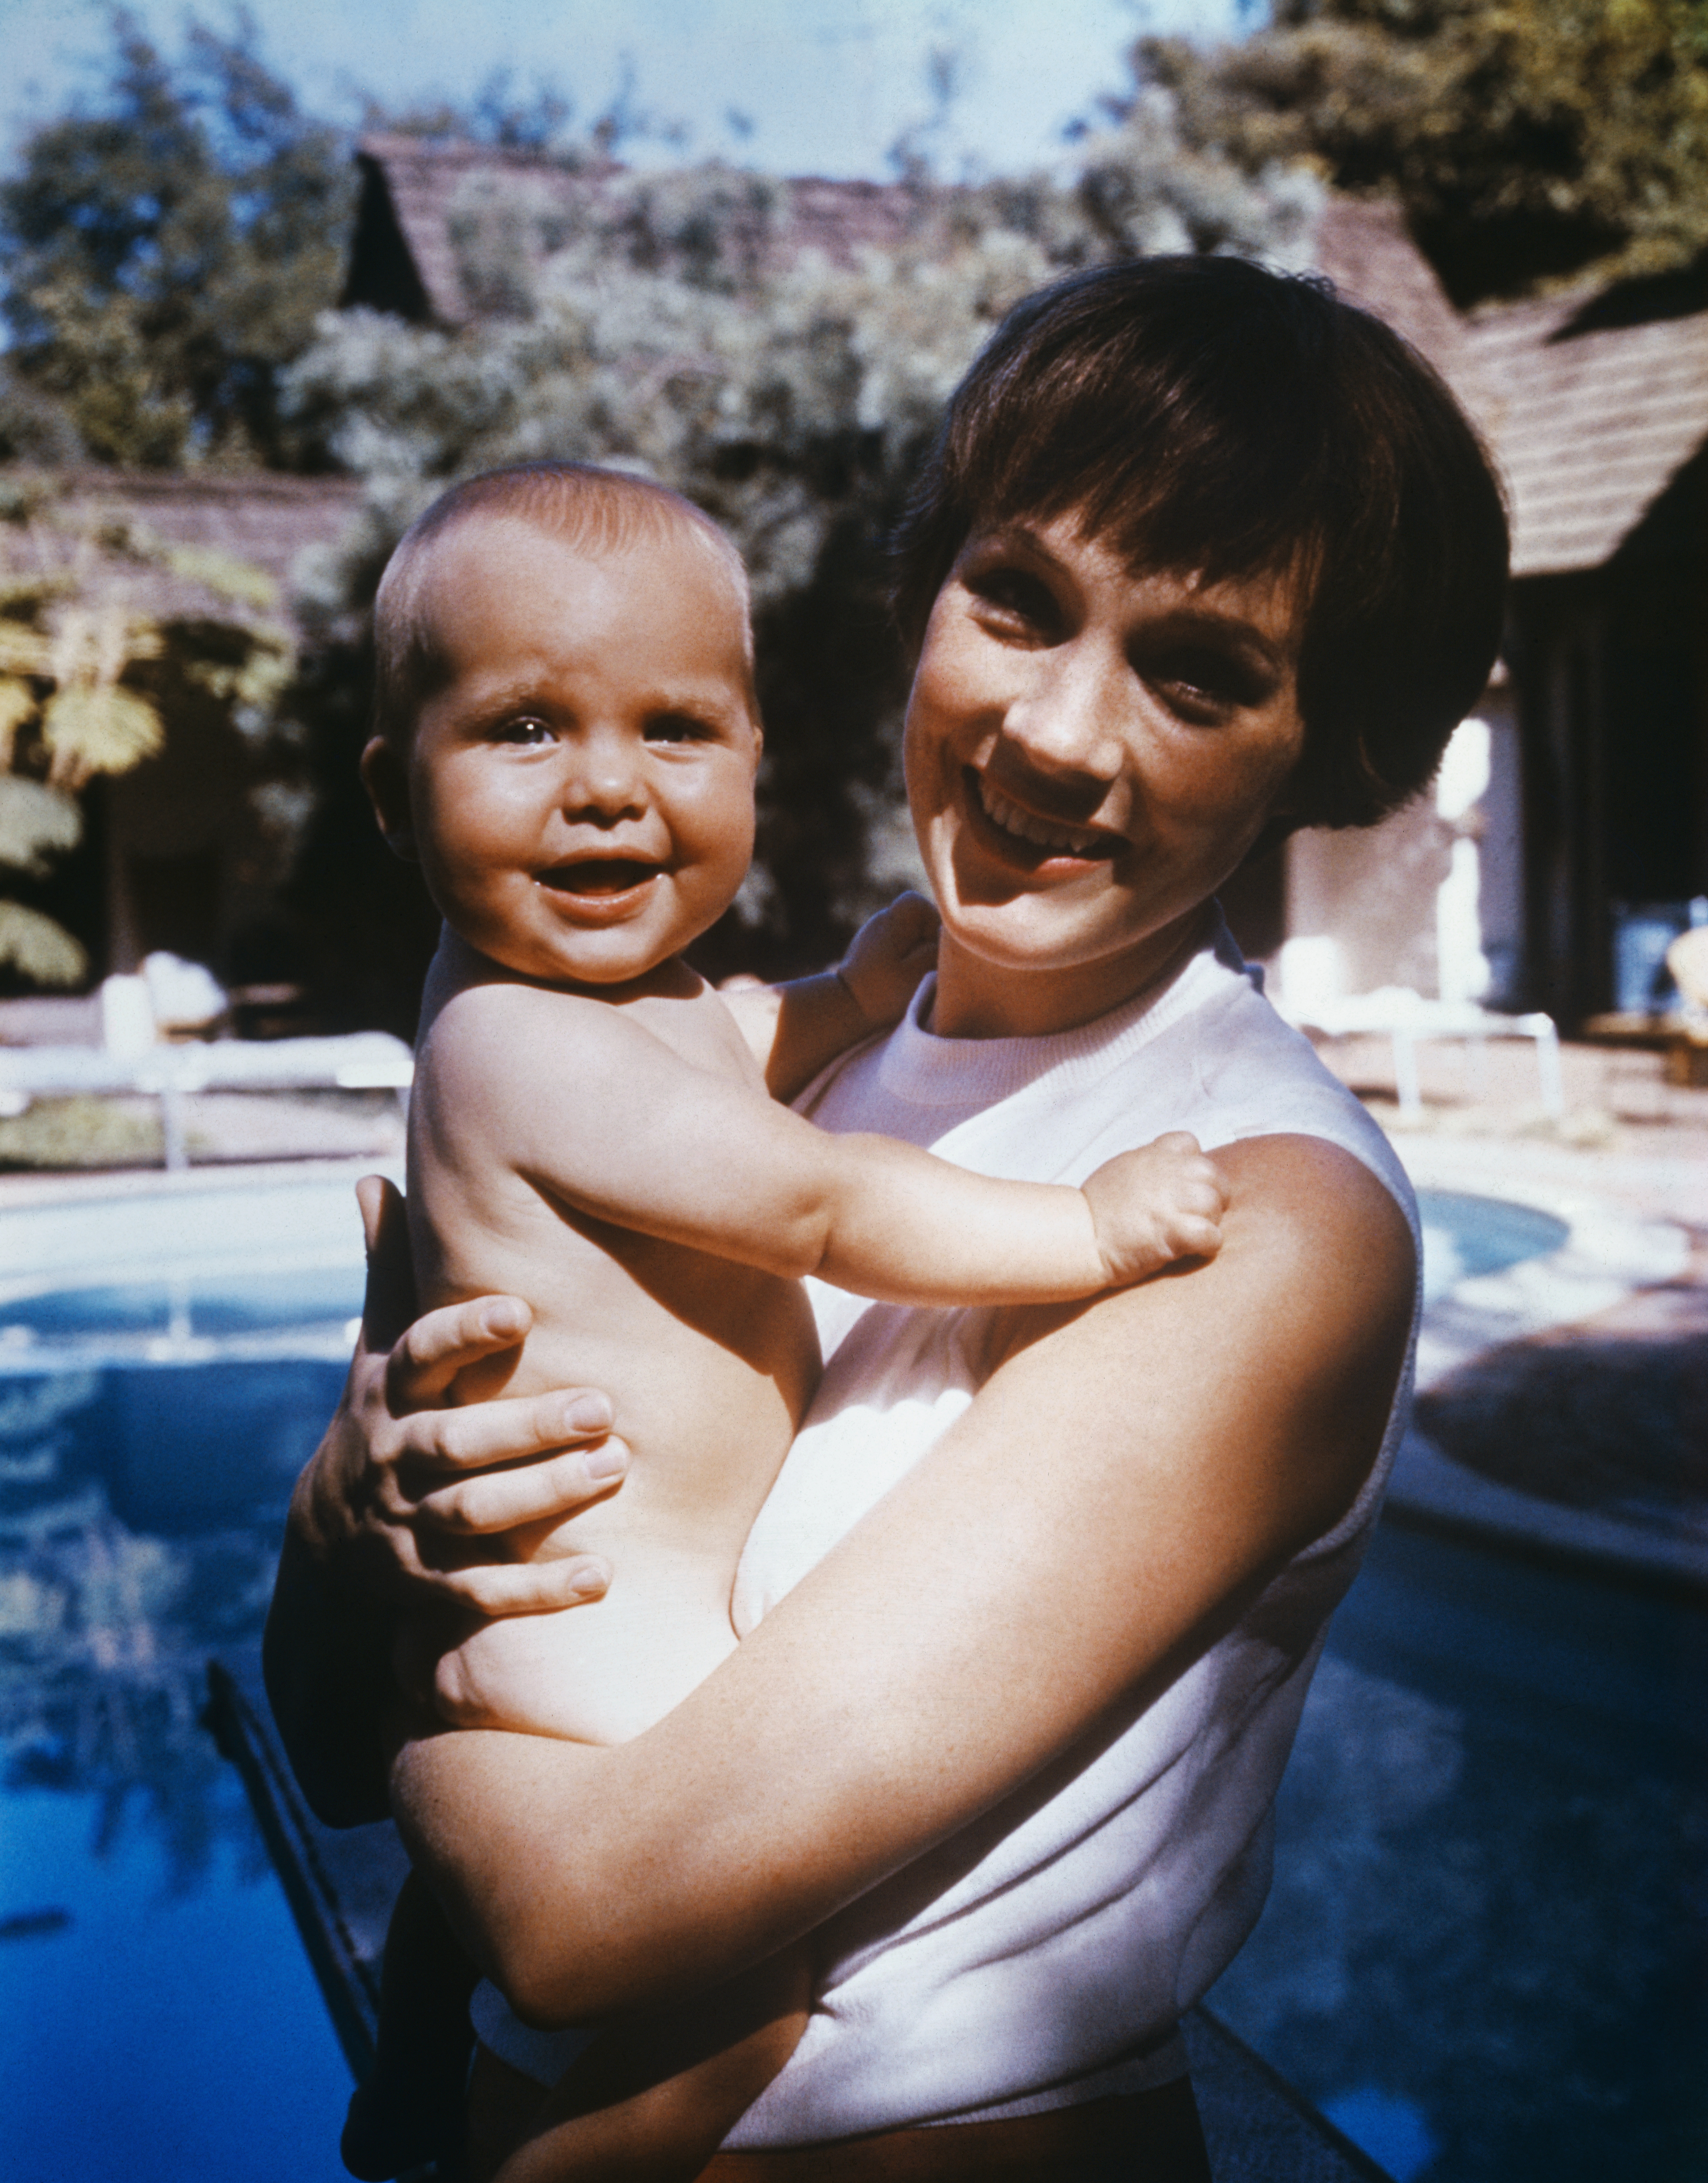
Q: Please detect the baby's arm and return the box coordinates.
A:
[462,992,1225,1305]
[721,891,940,1102]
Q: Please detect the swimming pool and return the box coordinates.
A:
[0,1177,1697,2182]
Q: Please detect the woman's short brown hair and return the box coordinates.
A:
[890,255,1509,831]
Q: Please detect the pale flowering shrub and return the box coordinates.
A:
[280,139,1316,978]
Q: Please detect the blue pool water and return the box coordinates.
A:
[1,1185,1697,2182]
[2,1782,351,2181]
[0,1346,355,2183]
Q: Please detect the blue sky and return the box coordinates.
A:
[0,0,1249,181]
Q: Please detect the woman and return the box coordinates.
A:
[267,254,1507,2178]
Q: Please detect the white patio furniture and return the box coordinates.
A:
[1273,939,1563,1120]
[0,1028,414,1171]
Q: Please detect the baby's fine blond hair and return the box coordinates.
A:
[372,463,754,743]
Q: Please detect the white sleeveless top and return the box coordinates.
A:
[476,917,1419,2140]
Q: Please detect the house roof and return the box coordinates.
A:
[345,138,613,327]
[1309,196,1471,386]
[342,140,1708,581]
[0,470,362,624]
[1254,196,1708,581]
[346,136,920,327]
[1464,285,1708,577]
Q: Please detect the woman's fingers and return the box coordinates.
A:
[397,1387,621,1477]
[384,1293,540,1412]
[424,1557,613,1617]
[413,1435,632,1536]
[355,1175,419,1356]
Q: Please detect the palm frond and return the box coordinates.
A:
[0,901,88,987]
[41,684,165,788]
[0,775,82,874]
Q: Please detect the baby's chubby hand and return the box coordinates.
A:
[836,891,941,1030]
[1082,1132,1228,1287]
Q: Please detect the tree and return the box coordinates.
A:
[0,479,294,989]
[276,132,1316,999]
[0,10,354,468]
[1138,0,1708,305]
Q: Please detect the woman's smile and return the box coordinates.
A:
[965,768,1122,867]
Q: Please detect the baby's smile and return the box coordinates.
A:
[539,857,664,899]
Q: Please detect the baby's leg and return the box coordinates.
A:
[342,1869,481,2181]
[483,1948,810,2183]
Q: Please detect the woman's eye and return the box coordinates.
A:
[1144,651,1258,722]
[969,568,1060,638]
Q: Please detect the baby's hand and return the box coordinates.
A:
[836,891,941,1030]
[1082,1132,1228,1286]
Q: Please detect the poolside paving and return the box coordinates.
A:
[1309,1036,1708,1600]
[3,1036,1703,1597]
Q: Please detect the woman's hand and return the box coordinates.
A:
[835,891,941,1031]
[297,1176,629,1616]
[264,1174,630,1826]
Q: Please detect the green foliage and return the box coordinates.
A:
[0,1090,163,1167]
[280,138,1316,987]
[0,902,89,986]
[1140,0,1708,304]
[0,501,295,989]
[0,9,355,467]
[0,777,82,874]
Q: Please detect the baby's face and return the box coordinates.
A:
[387,516,760,990]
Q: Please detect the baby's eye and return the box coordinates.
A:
[499,717,555,746]
[644,712,715,744]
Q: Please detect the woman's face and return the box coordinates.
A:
[904,511,1308,1038]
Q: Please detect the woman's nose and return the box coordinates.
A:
[562,727,646,820]
[1002,640,1128,785]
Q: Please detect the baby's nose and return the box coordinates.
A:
[564,728,647,817]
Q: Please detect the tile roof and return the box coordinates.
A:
[1464,289,1708,576]
[0,470,362,623]
[1310,196,1470,384]
[350,138,617,327]
[1269,196,1708,579]
[345,142,1708,580]
[350,136,919,327]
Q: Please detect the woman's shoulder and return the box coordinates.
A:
[1125,925,1419,1231]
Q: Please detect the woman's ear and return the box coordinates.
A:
[359,734,418,862]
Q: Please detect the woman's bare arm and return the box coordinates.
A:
[391,1134,1415,2024]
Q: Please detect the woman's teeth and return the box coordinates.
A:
[977,779,1107,857]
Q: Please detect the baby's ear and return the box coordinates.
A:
[359,734,417,862]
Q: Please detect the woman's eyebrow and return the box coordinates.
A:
[1132,604,1293,673]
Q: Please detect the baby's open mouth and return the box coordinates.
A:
[539,859,661,898]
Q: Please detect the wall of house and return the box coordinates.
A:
[1283,799,1452,1001]
[1510,462,1707,1022]
[1274,689,1524,1010]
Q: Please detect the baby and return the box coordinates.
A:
[346,462,1228,2182]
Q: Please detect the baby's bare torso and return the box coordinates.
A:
[408,948,819,1745]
